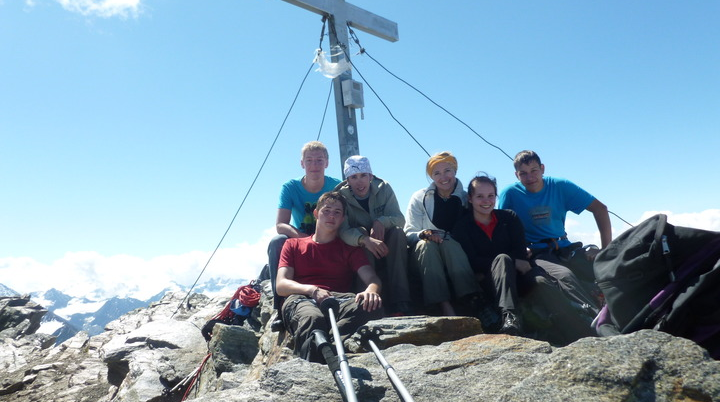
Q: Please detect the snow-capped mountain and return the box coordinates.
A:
[11,277,252,345]
[0,283,20,297]
[147,277,249,304]
[31,288,73,310]
[59,295,148,338]
[178,277,248,298]
[37,311,80,345]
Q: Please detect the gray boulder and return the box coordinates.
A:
[0,295,50,340]
[186,330,720,402]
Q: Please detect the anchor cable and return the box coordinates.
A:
[348,26,513,161]
[329,23,429,157]
[171,60,318,317]
[346,25,632,227]
[316,81,333,141]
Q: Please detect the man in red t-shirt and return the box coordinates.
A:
[276,191,384,361]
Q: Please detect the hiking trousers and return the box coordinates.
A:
[532,250,600,310]
[282,292,384,357]
[478,254,519,312]
[522,271,596,345]
[360,226,412,310]
[411,238,479,306]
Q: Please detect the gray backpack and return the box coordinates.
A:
[594,214,720,358]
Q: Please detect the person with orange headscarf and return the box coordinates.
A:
[404,152,488,319]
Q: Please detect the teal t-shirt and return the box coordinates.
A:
[278,175,341,235]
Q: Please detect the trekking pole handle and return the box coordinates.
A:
[320,297,341,316]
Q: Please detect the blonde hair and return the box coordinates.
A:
[426,151,458,177]
[301,141,329,160]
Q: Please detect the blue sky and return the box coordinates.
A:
[1,0,718,299]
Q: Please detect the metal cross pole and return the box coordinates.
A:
[281,0,399,175]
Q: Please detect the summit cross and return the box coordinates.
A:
[281,0,399,175]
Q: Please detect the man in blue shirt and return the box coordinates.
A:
[498,150,611,310]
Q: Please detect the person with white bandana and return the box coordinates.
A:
[334,155,412,316]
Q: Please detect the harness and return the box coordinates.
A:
[529,236,569,251]
[529,237,591,264]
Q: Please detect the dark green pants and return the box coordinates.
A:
[282,292,384,359]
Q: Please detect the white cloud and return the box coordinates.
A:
[0,227,276,301]
[55,0,142,18]
[570,209,720,248]
[639,209,720,232]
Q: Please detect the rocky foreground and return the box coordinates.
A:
[2,283,719,402]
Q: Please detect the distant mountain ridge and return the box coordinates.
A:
[0,283,20,297]
[0,277,250,345]
[31,287,73,310]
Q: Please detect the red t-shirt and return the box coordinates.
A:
[279,236,369,293]
[475,211,498,240]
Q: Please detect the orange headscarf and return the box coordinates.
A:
[426,151,458,177]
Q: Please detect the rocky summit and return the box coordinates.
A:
[1,282,719,402]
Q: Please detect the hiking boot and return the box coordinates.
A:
[499,310,522,336]
[270,318,285,332]
[468,294,501,332]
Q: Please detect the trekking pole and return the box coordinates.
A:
[320,298,358,402]
[357,326,415,402]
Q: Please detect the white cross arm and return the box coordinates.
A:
[281,0,399,42]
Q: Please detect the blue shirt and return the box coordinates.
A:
[278,175,341,235]
[497,176,594,248]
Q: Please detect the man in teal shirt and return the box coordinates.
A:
[268,141,340,308]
